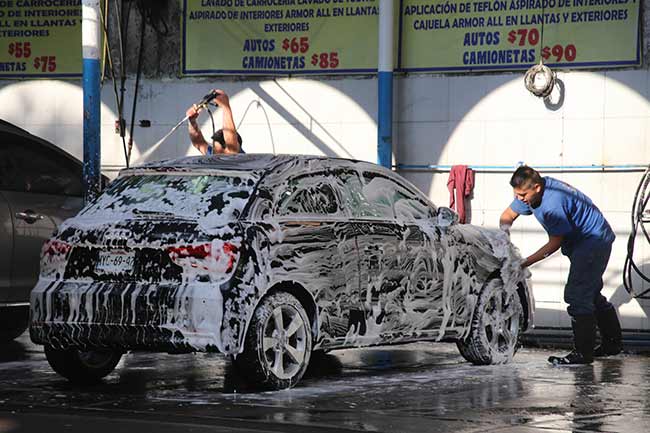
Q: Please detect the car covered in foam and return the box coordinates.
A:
[30,154,534,389]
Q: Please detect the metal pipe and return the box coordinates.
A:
[82,0,102,203]
[396,164,648,172]
[377,0,394,169]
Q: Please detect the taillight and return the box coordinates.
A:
[167,244,211,259]
[42,239,72,257]
[167,241,240,274]
[40,239,72,279]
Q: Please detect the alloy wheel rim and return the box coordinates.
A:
[482,285,522,354]
[262,305,308,380]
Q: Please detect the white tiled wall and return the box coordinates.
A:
[396,70,650,331]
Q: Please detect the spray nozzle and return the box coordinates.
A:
[198,90,220,107]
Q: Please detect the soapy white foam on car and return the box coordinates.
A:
[31,155,531,363]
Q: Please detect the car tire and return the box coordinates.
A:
[235,292,313,390]
[0,307,29,343]
[44,345,122,384]
[457,278,524,365]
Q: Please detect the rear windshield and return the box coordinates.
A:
[78,173,257,223]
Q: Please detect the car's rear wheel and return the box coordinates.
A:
[457,278,524,365]
[44,346,122,384]
[0,306,29,343]
[235,292,312,390]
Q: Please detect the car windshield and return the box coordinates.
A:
[78,172,257,223]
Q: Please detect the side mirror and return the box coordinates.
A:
[436,207,459,227]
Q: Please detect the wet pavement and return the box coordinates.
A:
[1,332,649,433]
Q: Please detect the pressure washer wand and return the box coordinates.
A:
[140,91,220,162]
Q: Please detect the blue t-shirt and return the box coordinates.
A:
[510,176,615,255]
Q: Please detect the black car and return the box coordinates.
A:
[0,120,87,342]
[30,154,534,389]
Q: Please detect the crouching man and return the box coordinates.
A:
[499,166,622,364]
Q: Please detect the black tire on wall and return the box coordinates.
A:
[44,346,122,384]
[234,292,313,390]
[0,307,29,343]
[457,278,524,365]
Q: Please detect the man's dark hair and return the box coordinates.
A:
[510,165,543,188]
[211,128,243,148]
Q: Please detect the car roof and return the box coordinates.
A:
[128,153,433,207]
[0,119,82,167]
[128,154,390,176]
[0,119,110,185]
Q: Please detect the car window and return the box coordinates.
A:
[0,135,82,196]
[393,194,435,221]
[362,171,435,222]
[335,171,393,219]
[276,175,341,217]
[79,173,256,222]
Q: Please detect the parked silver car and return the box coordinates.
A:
[0,120,85,342]
[30,154,534,389]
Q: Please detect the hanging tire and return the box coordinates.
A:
[457,278,524,365]
[235,292,313,390]
[44,345,122,384]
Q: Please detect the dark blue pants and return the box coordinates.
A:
[564,240,613,317]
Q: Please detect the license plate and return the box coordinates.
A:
[96,250,135,274]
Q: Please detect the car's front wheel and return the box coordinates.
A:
[235,292,312,390]
[44,346,122,384]
[457,278,524,365]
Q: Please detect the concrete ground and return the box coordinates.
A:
[1,332,649,433]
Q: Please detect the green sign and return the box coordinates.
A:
[182,0,382,75]
[400,0,641,72]
[0,0,85,78]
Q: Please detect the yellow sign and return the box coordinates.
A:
[400,0,641,72]
[182,0,381,75]
[0,1,85,78]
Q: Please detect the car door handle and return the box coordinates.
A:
[15,210,44,224]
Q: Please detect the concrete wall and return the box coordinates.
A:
[1,1,649,333]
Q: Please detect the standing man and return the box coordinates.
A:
[186,89,244,155]
[499,166,622,365]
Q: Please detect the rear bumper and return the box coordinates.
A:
[29,278,225,353]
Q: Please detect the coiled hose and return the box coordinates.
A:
[623,165,650,298]
[524,61,556,98]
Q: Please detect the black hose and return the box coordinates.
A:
[623,165,650,298]
[114,0,130,167]
[126,12,146,167]
[100,1,129,169]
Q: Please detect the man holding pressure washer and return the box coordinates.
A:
[186,89,244,155]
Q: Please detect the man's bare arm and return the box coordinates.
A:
[522,235,563,267]
[214,90,240,154]
[186,105,210,155]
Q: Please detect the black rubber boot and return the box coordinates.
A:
[548,315,595,365]
[594,307,622,357]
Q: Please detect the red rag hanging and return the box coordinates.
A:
[447,165,475,223]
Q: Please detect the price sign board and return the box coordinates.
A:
[0,1,86,78]
[400,0,641,72]
[182,0,381,75]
